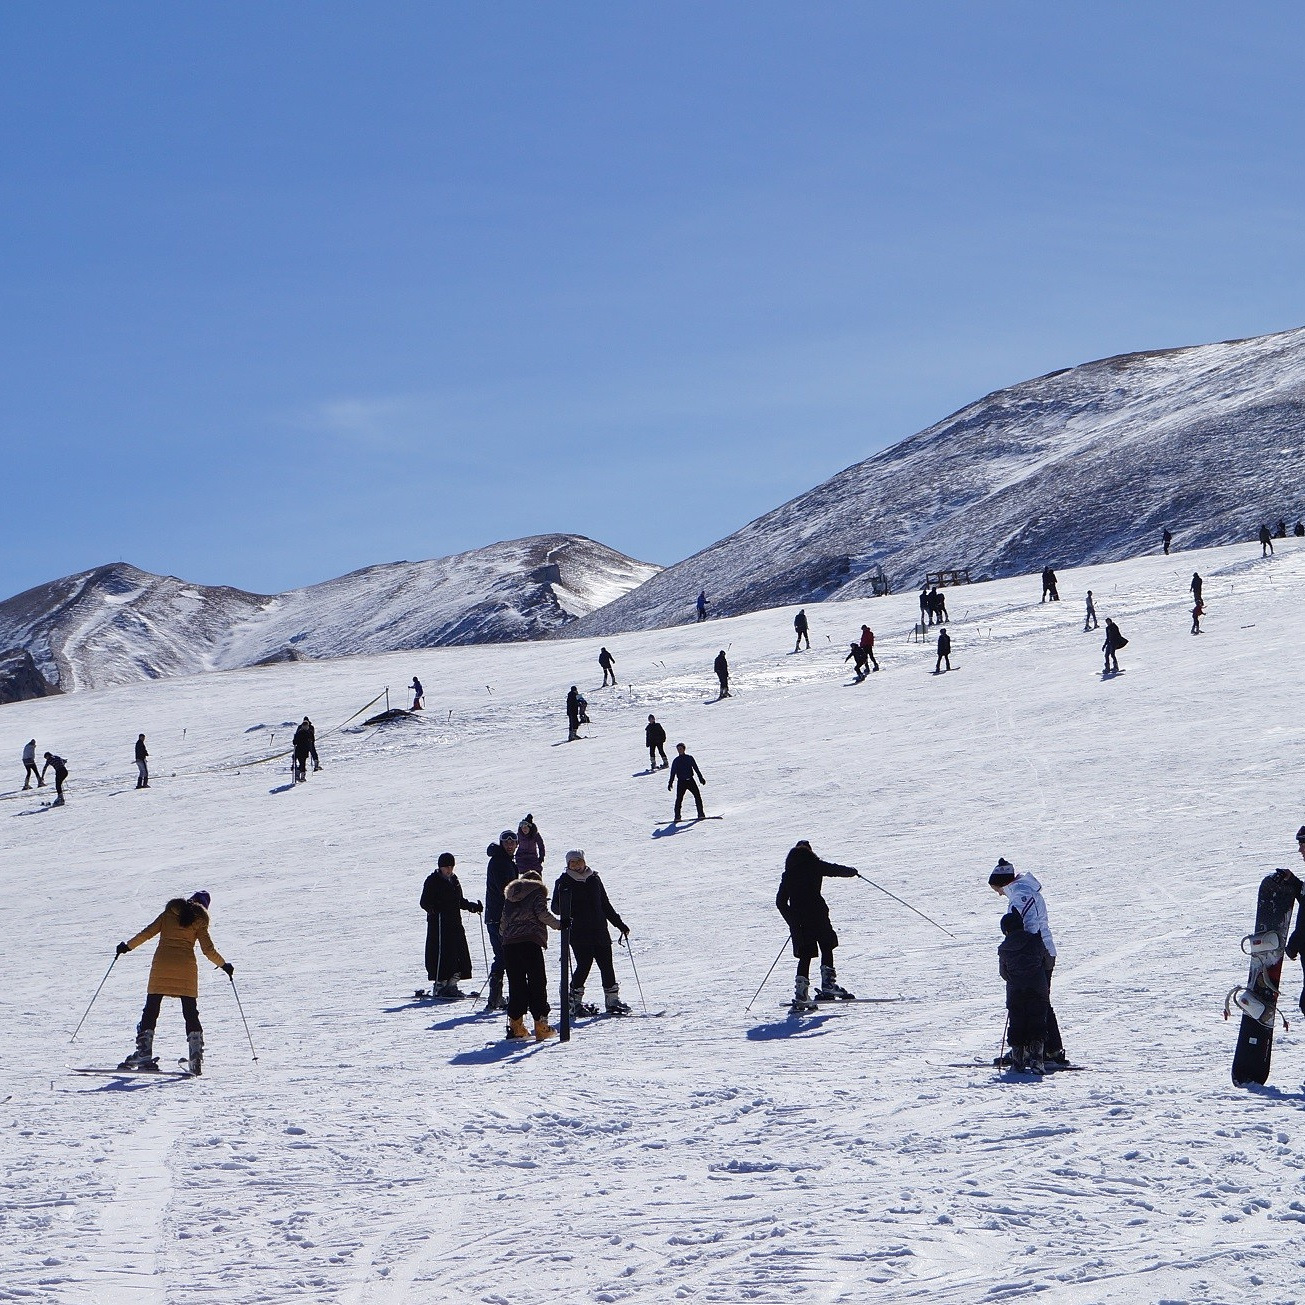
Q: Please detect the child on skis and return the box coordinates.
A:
[998,909,1051,1075]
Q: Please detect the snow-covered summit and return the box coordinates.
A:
[0,535,659,692]
[571,326,1305,634]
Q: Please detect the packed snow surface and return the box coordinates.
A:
[3,537,1305,1302]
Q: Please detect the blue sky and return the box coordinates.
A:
[4,3,1305,596]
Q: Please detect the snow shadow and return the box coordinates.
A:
[448,1040,551,1066]
[268,781,296,794]
[1243,1082,1305,1105]
[73,1076,192,1093]
[746,1015,842,1041]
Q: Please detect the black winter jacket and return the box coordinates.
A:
[998,928,1051,994]
[776,844,856,956]
[485,842,518,926]
[551,870,627,944]
[645,720,667,748]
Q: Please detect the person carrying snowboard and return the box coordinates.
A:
[998,909,1051,1074]
[776,840,857,1008]
[499,864,563,1041]
[21,739,43,789]
[858,625,880,671]
[934,627,951,673]
[135,733,150,789]
[115,889,232,1075]
[645,714,668,770]
[668,742,707,822]
[714,650,730,699]
[793,609,810,651]
[845,642,872,681]
[552,849,631,1017]
[419,852,482,1000]
[41,751,68,805]
[410,677,424,710]
[483,830,518,1011]
[989,858,1066,1064]
[1083,591,1098,632]
[566,685,582,741]
[1102,618,1126,674]
[598,647,616,687]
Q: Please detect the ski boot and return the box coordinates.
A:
[569,985,598,1019]
[815,964,854,1001]
[486,974,506,1012]
[533,1017,557,1042]
[1026,1042,1045,1076]
[434,981,464,1001]
[505,1016,530,1040]
[790,975,818,1012]
[118,1024,158,1071]
[187,1030,204,1077]
[604,985,632,1016]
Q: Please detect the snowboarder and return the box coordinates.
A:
[514,814,546,876]
[1083,590,1098,632]
[858,625,879,671]
[1190,572,1203,605]
[696,590,708,622]
[552,850,631,1017]
[1162,528,1173,555]
[483,830,518,1011]
[645,714,668,770]
[1102,618,1126,674]
[988,858,1066,1064]
[134,734,149,789]
[41,751,68,805]
[598,647,616,687]
[934,627,951,673]
[845,642,872,681]
[667,743,706,822]
[499,865,563,1041]
[21,739,42,789]
[566,686,582,740]
[998,909,1051,1075]
[419,853,482,1000]
[115,889,232,1076]
[793,609,810,651]
[1260,524,1274,556]
[292,719,313,782]
[410,677,424,710]
[1192,599,1204,634]
[776,839,858,1007]
[714,650,730,699]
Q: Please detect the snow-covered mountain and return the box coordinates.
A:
[571,326,1305,634]
[0,534,659,692]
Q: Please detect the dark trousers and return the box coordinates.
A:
[716,675,729,698]
[601,666,615,685]
[1104,649,1118,672]
[487,918,504,989]
[22,760,41,788]
[796,942,835,979]
[294,748,309,780]
[135,759,149,788]
[935,654,950,672]
[503,941,550,1020]
[1006,981,1050,1048]
[52,767,67,798]
[571,935,617,991]
[649,743,667,768]
[674,779,705,820]
[140,992,202,1035]
[794,632,809,650]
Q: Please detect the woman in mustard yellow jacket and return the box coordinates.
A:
[117,890,232,1075]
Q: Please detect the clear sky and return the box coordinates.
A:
[4,3,1305,598]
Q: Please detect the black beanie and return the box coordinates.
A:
[1297,826,1305,844]
[989,857,1016,887]
[1000,910,1023,935]
[437,852,455,868]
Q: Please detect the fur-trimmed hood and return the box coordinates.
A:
[505,873,546,904]
[164,897,210,929]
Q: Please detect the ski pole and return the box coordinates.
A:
[619,933,648,1015]
[744,936,790,1013]
[998,1014,1009,1067]
[227,972,259,1062]
[855,873,955,938]
[70,953,119,1043]
[471,910,490,1013]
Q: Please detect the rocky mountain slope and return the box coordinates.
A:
[570,326,1305,634]
[0,535,658,692]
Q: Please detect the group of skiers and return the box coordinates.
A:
[20,739,68,803]
[918,585,949,627]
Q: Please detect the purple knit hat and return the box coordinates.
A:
[189,890,211,909]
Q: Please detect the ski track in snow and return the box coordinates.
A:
[4,539,1305,1301]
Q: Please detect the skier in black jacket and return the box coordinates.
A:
[292,719,314,782]
[793,609,809,651]
[419,853,482,1000]
[1190,572,1203,605]
[776,840,857,1007]
[134,734,149,789]
[667,743,706,821]
[934,628,951,673]
[483,831,519,1010]
[566,686,582,741]
[998,910,1051,1074]
[714,650,730,699]
[1103,619,1126,674]
[645,714,668,770]
[552,850,631,1016]
[598,647,616,687]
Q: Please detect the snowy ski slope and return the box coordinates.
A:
[2,537,1305,1303]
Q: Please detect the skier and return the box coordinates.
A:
[776,839,857,1008]
[514,814,546,876]
[21,739,43,789]
[410,677,424,710]
[934,627,951,673]
[1191,599,1204,635]
[714,650,730,699]
[1102,618,1126,674]
[115,889,232,1075]
[1260,524,1274,556]
[696,590,708,622]
[135,734,149,789]
[919,583,931,629]
[793,609,810,651]
[998,909,1051,1075]
[292,719,313,782]
[598,647,616,687]
[932,587,949,623]
[667,742,706,822]
[483,830,518,1011]
[988,858,1066,1064]
[419,852,482,1000]
[858,625,880,671]
[566,686,582,741]
[1162,527,1173,555]
[1190,572,1203,605]
[1083,590,1098,632]
[845,642,872,681]
[552,849,631,1017]
[41,751,68,805]
[499,864,563,1041]
[645,713,668,770]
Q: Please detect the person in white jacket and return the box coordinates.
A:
[989,858,1066,1064]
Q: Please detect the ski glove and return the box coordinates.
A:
[561,916,573,930]
[115,941,130,956]
[1286,923,1305,961]
[222,962,235,976]
[470,900,484,913]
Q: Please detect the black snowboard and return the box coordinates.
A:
[1231,868,1302,1087]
